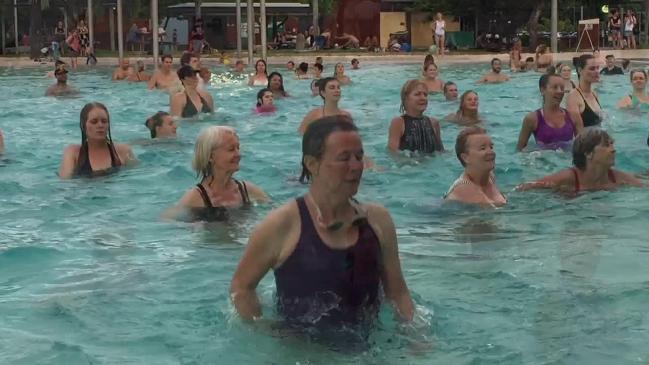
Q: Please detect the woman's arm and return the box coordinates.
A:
[516,112,537,151]
[244,181,271,203]
[387,117,404,152]
[170,93,184,117]
[617,95,633,108]
[59,145,79,179]
[566,90,585,133]
[367,204,414,321]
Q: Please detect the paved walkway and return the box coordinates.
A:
[1,49,648,68]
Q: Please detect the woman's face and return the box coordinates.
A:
[590,138,616,168]
[335,64,344,75]
[425,64,438,78]
[321,80,342,101]
[543,76,565,105]
[436,12,443,20]
[182,74,199,89]
[582,58,601,83]
[256,61,266,74]
[406,84,429,113]
[560,66,572,80]
[631,71,647,91]
[269,75,282,90]
[84,107,109,141]
[156,116,177,138]
[462,134,495,172]
[261,91,274,106]
[462,92,479,112]
[311,131,364,197]
[211,133,241,173]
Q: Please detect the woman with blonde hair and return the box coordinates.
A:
[422,62,444,93]
[333,63,351,85]
[388,80,443,153]
[165,126,268,221]
[444,90,482,125]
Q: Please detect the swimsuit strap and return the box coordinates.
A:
[195,184,214,208]
[234,179,251,205]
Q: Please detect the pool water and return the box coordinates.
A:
[1,63,649,364]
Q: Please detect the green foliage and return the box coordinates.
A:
[538,17,575,33]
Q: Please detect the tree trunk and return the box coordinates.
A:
[644,0,649,45]
[195,0,202,19]
[29,0,43,59]
[527,1,544,51]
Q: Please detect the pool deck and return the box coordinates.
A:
[1,49,648,68]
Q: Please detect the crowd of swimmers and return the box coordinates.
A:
[2,47,649,342]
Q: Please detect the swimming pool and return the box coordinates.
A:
[1,62,648,364]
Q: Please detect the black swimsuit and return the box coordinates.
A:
[74,142,121,178]
[181,93,211,118]
[398,115,443,153]
[190,180,250,221]
[575,88,602,127]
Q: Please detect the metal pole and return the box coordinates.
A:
[236,0,241,59]
[64,9,68,37]
[152,0,159,70]
[260,0,266,60]
[14,0,18,55]
[580,6,583,21]
[117,0,124,61]
[312,0,319,37]
[551,0,558,52]
[109,7,115,51]
[247,0,253,65]
[87,0,94,50]
[1,17,5,55]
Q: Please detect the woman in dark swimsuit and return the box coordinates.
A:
[164,126,268,221]
[389,79,444,154]
[170,66,214,118]
[230,116,414,335]
[59,102,135,179]
[518,128,643,193]
[567,54,603,132]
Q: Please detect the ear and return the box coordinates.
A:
[460,152,469,166]
[304,155,320,177]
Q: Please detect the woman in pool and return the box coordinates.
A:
[509,39,523,71]
[535,44,553,73]
[165,126,268,221]
[518,128,643,193]
[170,66,214,118]
[145,111,177,139]
[267,72,288,98]
[557,64,576,92]
[424,54,435,69]
[333,63,351,85]
[516,74,576,151]
[299,77,351,134]
[254,88,276,114]
[127,60,150,82]
[59,102,135,179]
[230,116,414,328]
[445,127,506,206]
[248,59,269,87]
[566,54,602,131]
[388,80,444,153]
[310,79,320,96]
[617,70,649,110]
[421,63,444,93]
[444,90,482,125]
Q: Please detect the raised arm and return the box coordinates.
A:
[516,112,537,151]
[387,117,404,152]
[617,95,633,108]
[367,204,414,321]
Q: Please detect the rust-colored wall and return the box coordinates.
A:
[336,0,380,44]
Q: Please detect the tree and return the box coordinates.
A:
[527,1,544,50]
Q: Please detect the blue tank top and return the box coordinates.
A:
[273,197,381,327]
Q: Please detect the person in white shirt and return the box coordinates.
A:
[432,12,446,56]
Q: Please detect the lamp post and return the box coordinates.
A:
[152,0,159,70]
[236,0,241,59]
[260,0,266,60]
[247,0,253,65]
[87,0,94,50]
[117,0,124,61]
[551,0,558,52]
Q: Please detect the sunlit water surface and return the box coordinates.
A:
[1,63,649,364]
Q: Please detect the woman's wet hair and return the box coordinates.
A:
[458,90,478,113]
[333,62,344,77]
[455,126,487,167]
[573,54,595,78]
[313,63,323,72]
[424,54,435,68]
[255,59,268,75]
[77,102,114,170]
[144,111,170,138]
[572,128,613,170]
[177,65,198,80]
[300,115,357,183]
[629,69,647,82]
[539,73,563,91]
[298,62,309,73]
[317,77,337,100]
[267,71,287,96]
[256,88,271,107]
[399,79,427,113]
[192,126,237,179]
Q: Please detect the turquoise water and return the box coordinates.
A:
[1,63,649,364]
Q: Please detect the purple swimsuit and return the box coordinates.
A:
[533,108,575,149]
